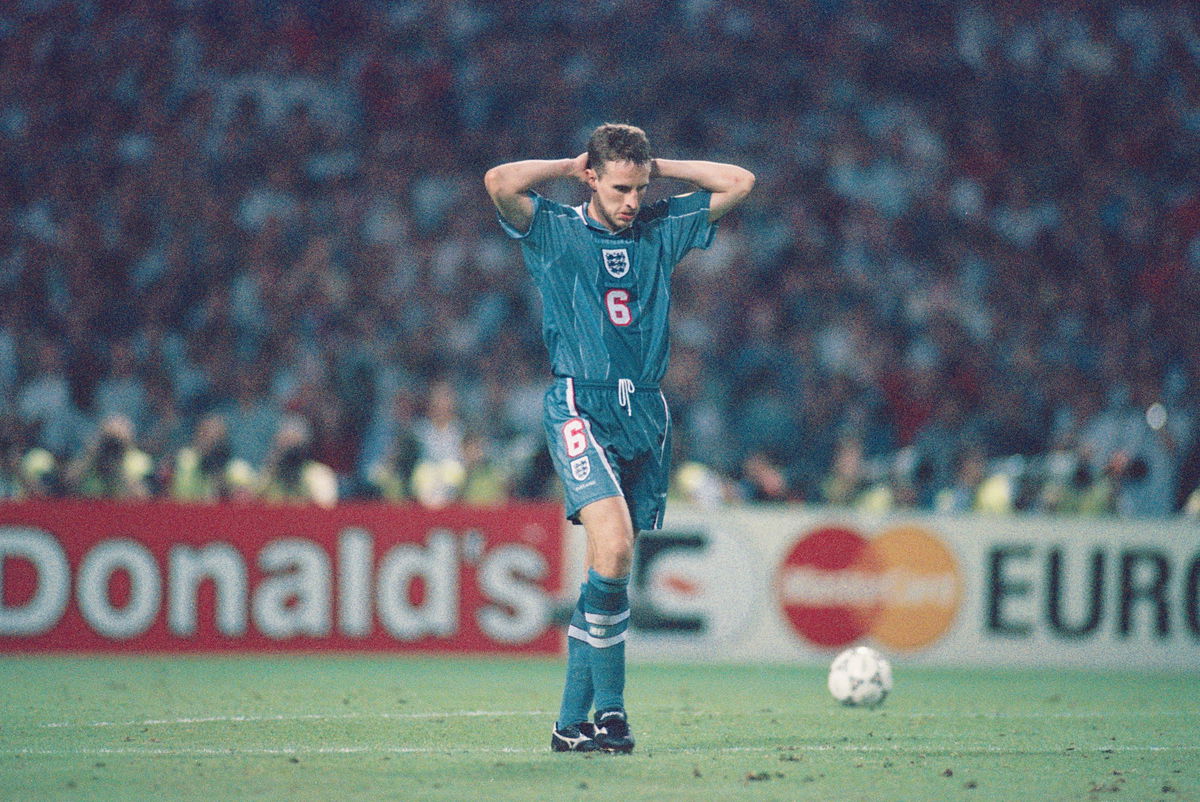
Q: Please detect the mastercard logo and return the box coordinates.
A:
[775,525,962,651]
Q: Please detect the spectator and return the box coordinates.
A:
[93,339,149,434]
[258,415,337,508]
[64,415,153,500]
[413,379,466,466]
[737,451,794,504]
[0,415,56,499]
[1104,377,1194,518]
[17,340,88,459]
[168,413,255,502]
[220,372,282,471]
[360,388,421,501]
[460,431,508,507]
[820,435,873,508]
[407,380,468,508]
[934,445,990,514]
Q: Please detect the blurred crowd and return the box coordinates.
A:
[2,0,1199,517]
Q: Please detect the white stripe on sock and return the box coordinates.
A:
[567,625,627,648]
[583,610,630,626]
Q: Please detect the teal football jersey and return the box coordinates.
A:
[498,191,715,384]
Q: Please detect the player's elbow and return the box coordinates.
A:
[708,168,756,222]
[483,165,512,201]
[483,166,502,199]
[722,167,755,210]
[733,167,756,200]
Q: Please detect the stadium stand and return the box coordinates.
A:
[0,1,1197,517]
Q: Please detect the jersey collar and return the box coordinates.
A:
[575,203,634,236]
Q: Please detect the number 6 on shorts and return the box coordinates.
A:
[562,418,588,458]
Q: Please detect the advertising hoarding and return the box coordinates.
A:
[625,506,1199,668]
[0,500,565,654]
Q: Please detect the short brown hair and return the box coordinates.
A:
[586,123,651,175]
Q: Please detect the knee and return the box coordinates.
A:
[593,527,634,577]
[579,497,636,578]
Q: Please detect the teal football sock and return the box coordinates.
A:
[583,569,630,713]
[557,585,593,727]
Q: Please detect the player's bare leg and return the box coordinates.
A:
[578,496,635,577]
[571,496,637,752]
[553,497,636,752]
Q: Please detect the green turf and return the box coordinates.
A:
[0,656,1195,801]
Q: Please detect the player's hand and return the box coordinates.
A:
[568,152,589,183]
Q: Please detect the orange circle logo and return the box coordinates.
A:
[776,524,962,651]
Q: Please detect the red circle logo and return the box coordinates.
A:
[776,525,962,651]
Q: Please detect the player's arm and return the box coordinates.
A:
[484,154,589,233]
[651,159,755,222]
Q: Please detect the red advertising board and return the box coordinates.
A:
[0,500,566,654]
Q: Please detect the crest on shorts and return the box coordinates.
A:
[570,456,591,482]
[602,249,630,278]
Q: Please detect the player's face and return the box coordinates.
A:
[586,159,651,232]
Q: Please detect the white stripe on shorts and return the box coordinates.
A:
[565,377,578,416]
[580,416,621,490]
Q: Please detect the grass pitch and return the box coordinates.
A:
[0,656,1195,801]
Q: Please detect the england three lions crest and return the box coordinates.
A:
[602,248,630,279]
[570,456,591,482]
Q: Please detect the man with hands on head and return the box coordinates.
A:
[485,123,753,753]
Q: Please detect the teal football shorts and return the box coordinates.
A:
[542,377,672,531]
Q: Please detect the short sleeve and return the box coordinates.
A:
[664,191,716,262]
[497,191,544,242]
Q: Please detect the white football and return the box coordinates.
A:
[828,645,893,707]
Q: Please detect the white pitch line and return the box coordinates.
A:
[40,711,552,729]
[35,708,1198,731]
[3,744,1199,758]
[882,710,1200,719]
